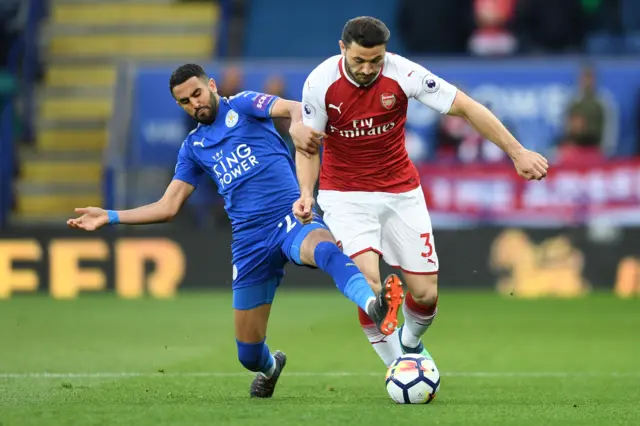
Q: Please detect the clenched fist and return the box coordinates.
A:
[289,121,325,158]
[511,149,549,181]
[292,195,315,224]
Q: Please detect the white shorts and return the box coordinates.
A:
[317,186,438,275]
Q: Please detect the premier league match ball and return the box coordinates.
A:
[385,354,440,404]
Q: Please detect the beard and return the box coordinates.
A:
[193,91,218,125]
[354,73,376,85]
[344,61,377,86]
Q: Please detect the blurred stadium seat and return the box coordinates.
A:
[11,0,220,223]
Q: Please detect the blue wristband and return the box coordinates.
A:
[107,210,120,225]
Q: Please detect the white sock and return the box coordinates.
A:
[401,295,437,349]
[363,327,403,367]
[261,355,277,378]
[358,306,403,366]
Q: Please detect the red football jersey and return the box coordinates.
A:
[302,54,458,193]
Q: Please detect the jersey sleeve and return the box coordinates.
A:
[172,140,203,187]
[301,74,328,132]
[394,56,458,114]
[228,91,279,119]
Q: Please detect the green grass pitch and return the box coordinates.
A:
[1,290,639,425]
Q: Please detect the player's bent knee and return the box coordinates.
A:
[236,340,270,372]
[405,274,438,306]
[364,274,382,294]
[411,288,438,306]
[299,228,336,265]
[352,251,382,293]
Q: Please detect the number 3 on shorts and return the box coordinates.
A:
[420,232,433,258]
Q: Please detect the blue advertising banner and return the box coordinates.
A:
[128,58,640,168]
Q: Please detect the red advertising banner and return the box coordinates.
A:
[418,159,640,226]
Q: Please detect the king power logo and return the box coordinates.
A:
[212,144,259,188]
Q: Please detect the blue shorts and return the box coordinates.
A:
[232,212,328,310]
[232,278,279,310]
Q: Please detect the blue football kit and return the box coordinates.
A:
[172,91,327,309]
[96,87,403,395]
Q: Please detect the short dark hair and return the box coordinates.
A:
[169,63,208,93]
[341,16,390,48]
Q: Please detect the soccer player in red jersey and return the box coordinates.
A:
[290,17,548,366]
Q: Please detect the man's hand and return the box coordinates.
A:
[289,121,325,158]
[293,195,315,224]
[67,207,109,231]
[511,148,549,181]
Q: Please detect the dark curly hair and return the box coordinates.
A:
[341,17,390,48]
[169,63,208,94]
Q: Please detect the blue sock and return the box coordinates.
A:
[236,339,275,377]
[314,241,375,312]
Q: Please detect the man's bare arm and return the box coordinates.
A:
[68,180,196,231]
[269,98,303,123]
[296,151,321,198]
[116,179,195,224]
[447,91,524,159]
[447,91,549,180]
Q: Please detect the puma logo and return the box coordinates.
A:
[408,70,415,77]
[427,259,436,265]
[193,138,205,147]
[328,102,343,114]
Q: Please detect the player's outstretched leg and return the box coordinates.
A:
[351,251,403,366]
[398,273,438,359]
[233,285,287,398]
[297,228,403,335]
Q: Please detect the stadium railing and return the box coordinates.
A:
[104,63,135,212]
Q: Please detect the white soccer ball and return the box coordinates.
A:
[385,354,440,404]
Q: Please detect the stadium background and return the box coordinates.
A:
[1,0,639,298]
[2,1,640,424]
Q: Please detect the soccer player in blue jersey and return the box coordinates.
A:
[67,64,404,398]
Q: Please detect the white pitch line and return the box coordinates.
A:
[0,371,639,379]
